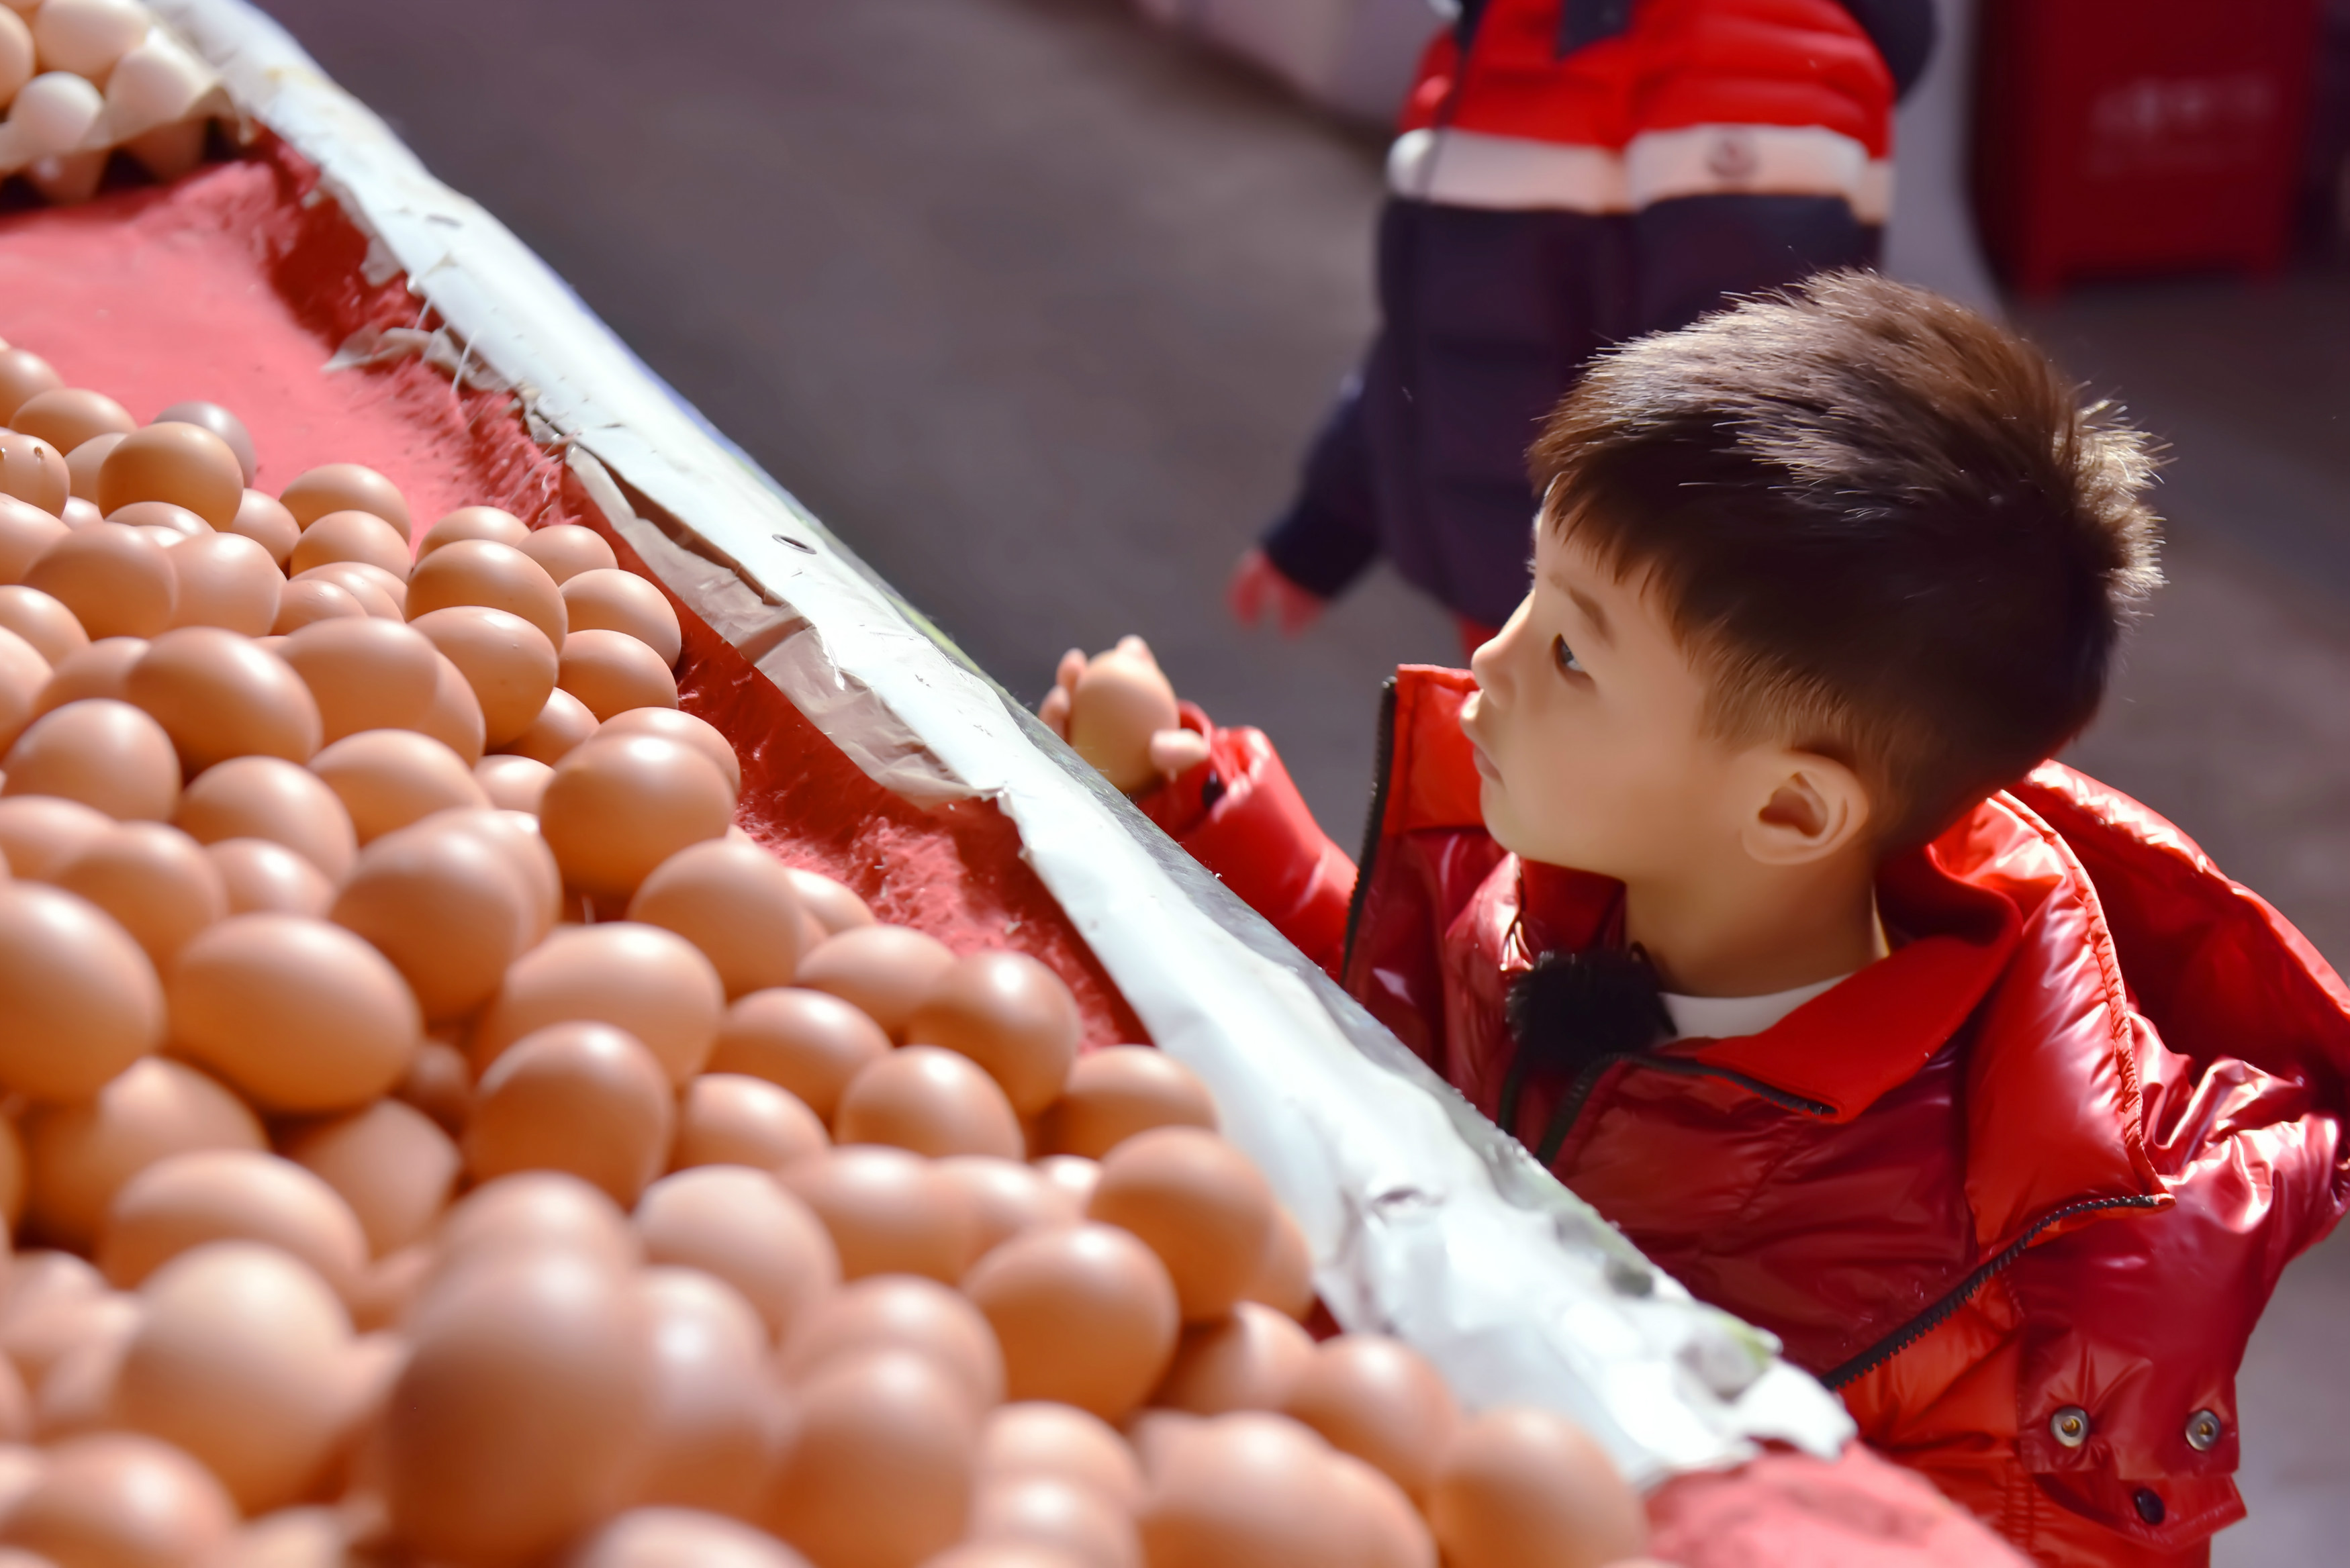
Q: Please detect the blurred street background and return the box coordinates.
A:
[257,0,2349,1557]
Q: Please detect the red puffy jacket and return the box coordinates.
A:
[1140,667,2350,1566]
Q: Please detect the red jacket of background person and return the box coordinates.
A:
[1138,667,2350,1568]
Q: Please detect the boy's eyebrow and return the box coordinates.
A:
[1548,569,1614,646]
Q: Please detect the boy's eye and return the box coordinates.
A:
[1552,635,1585,676]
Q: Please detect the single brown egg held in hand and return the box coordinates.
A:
[291,563,398,622]
[1152,1304,1315,1417]
[763,1348,978,1568]
[418,505,530,559]
[287,510,412,580]
[420,651,489,765]
[1086,1129,1276,1324]
[473,921,724,1084]
[408,605,559,748]
[970,1474,1141,1568]
[99,1148,370,1300]
[670,1073,828,1173]
[111,1242,359,1514]
[782,1275,1005,1412]
[1038,1048,1219,1161]
[283,1098,461,1258]
[206,838,335,918]
[0,585,87,665]
[0,881,163,1101]
[963,1224,1178,1424]
[904,952,1082,1118]
[23,522,177,640]
[0,628,47,755]
[476,753,553,812]
[569,1508,811,1568]
[227,489,300,566]
[537,735,735,905]
[495,685,598,765]
[465,1022,676,1206]
[128,628,324,774]
[30,634,143,720]
[149,402,258,487]
[279,616,440,743]
[795,926,957,1040]
[0,350,64,427]
[308,728,489,843]
[174,756,356,881]
[270,577,367,636]
[330,817,534,1022]
[596,707,742,795]
[436,1171,641,1279]
[626,838,808,998]
[979,1402,1145,1513]
[0,793,109,879]
[518,524,618,585]
[162,533,281,638]
[1067,650,1180,797]
[0,1432,236,1568]
[630,1268,775,1518]
[935,1157,1082,1258]
[1137,1413,1357,1568]
[50,822,223,969]
[563,569,683,667]
[167,914,422,1114]
[9,389,134,456]
[407,538,567,648]
[21,1058,263,1252]
[279,464,411,538]
[383,1251,655,1568]
[97,424,243,532]
[2,699,179,820]
[634,1165,839,1344]
[0,494,69,581]
[1281,1335,1458,1505]
[835,1046,1025,1162]
[558,628,679,720]
[779,1147,978,1286]
[708,989,890,1125]
[1425,1408,1647,1568]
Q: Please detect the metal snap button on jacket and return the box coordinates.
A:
[2050,1406,2090,1448]
[2185,1410,2223,1452]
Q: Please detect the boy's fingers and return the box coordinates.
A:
[1037,685,1072,738]
[1055,648,1086,695]
[1115,634,1156,669]
[1147,729,1211,777]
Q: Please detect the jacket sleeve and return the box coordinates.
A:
[1135,705,1357,979]
[1259,369,1384,604]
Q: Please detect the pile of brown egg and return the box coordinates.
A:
[0,348,1663,1568]
[1,0,223,203]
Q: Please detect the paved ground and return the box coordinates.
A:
[254,0,2350,1554]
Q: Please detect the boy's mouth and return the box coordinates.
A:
[1468,737,1500,783]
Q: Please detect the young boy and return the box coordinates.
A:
[1045,273,2350,1566]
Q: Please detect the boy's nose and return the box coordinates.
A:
[1470,597,1532,696]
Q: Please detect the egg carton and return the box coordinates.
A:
[0,0,233,203]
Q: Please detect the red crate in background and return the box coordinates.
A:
[1973,0,2324,293]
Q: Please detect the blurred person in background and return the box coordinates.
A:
[1231,0,1937,655]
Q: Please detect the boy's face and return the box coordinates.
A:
[1461,522,1741,883]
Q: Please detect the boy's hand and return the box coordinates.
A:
[1037,636,1211,795]
[1228,546,1327,635]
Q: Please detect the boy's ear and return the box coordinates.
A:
[1738,750,1873,867]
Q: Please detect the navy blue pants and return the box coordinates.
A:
[1262,193,1881,630]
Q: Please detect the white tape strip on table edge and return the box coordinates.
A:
[150,0,1856,1483]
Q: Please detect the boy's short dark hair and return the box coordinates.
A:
[1530,271,2162,850]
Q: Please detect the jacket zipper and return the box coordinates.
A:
[1819,1192,2165,1389]
[1340,676,1402,979]
[1530,1050,1836,1166]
